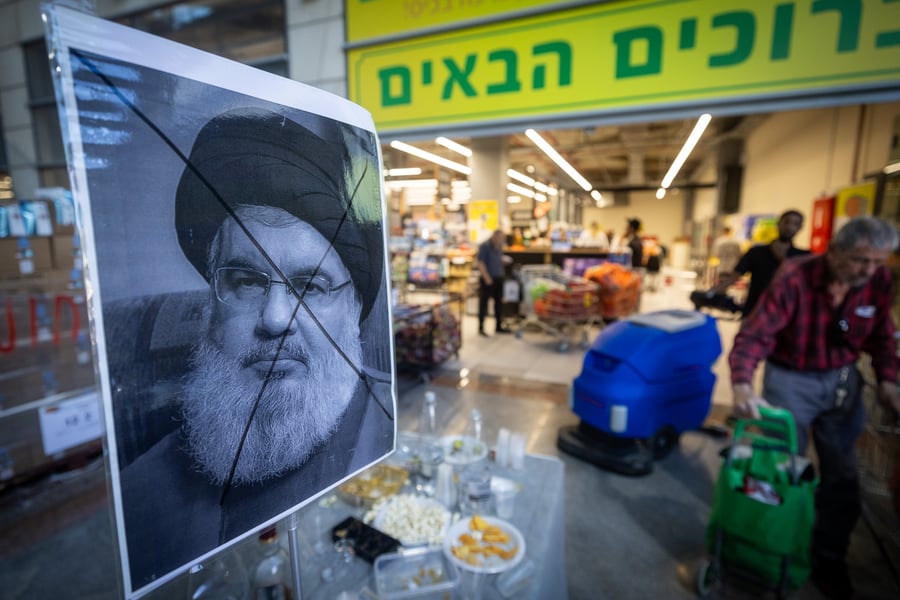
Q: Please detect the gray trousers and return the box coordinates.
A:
[762,361,867,562]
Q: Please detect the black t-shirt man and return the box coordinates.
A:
[733,242,809,315]
[723,210,809,316]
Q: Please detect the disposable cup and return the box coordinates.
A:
[494,485,517,519]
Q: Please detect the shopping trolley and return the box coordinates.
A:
[515,264,602,352]
[697,407,818,599]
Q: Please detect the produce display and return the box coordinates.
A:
[583,263,641,318]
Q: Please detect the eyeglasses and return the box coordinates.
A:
[214,267,352,309]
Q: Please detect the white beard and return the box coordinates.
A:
[180,323,363,485]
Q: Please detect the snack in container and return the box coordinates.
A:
[441,434,487,465]
[443,514,525,574]
[337,464,408,508]
[365,493,455,547]
[374,546,459,600]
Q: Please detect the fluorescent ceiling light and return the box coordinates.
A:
[591,190,602,202]
[507,169,535,186]
[884,161,900,175]
[386,178,438,188]
[656,187,666,199]
[506,195,522,204]
[390,140,472,175]
[534,192,547,202]
[506,182,535,198]
[436,136,472,157]
[525,128,592,191]
[385,167,422,177]
[659,114,711,189]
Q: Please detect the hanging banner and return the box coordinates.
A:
[347,0,900,134]
[44,5,395,597]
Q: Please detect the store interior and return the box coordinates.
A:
[2,100,900,599]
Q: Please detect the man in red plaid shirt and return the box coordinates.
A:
[729,216,899,600]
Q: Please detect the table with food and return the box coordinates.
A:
[288,431,567,599]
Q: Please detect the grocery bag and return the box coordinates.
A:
[706,407,818,589]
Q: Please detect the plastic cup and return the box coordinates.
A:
[494,485,517,519]
[508,434,526,470]
[495,428,511,467]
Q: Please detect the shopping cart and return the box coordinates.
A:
[515,264,603,352]
[697,407,818,599]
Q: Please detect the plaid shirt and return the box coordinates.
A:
[729,253,898,384]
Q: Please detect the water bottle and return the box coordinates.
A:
[250,527,291,600]
[417,391,442,480]
[465,409,483,444]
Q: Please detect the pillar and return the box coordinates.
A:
[469,136,509,227]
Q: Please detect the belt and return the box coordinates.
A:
[767,357,854,373]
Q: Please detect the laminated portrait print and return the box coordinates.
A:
[43,6,395,597]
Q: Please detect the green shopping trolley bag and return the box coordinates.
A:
[702,406,819,594]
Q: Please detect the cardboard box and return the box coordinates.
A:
[51,234,75,271]
[0,237,53,277]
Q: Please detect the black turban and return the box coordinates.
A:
[174,108,383,321]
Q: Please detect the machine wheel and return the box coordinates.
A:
[650,426,679,460]
[695,559,717,597]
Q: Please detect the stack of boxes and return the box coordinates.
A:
[0,188,99,490]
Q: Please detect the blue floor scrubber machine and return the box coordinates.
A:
[558,309,722,475]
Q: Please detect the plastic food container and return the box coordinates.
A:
[374,547,459,599]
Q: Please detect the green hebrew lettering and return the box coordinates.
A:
[613,27,663,78]
[709,11,756,67]
[422,60,433,85]
[532,41,572,89]
[442,55,477,99]
[486,49,521,94]
[811,0,861,52]
[680,18,697,50]
[875,28,900,48]
[771,3,794,60]
[378,66,412,106]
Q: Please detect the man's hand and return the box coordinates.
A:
[732,382,770,419]
[877,380,900,418]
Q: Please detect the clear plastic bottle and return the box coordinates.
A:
[187,552,249,600]
[250,527,291,600]
[465,409,483,444]
[417,391,442,481]
[419,391,438,440]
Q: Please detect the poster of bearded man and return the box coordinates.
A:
[44,6,395,597]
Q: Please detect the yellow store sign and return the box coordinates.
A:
[347,0,900,134]
[345,0,562,44]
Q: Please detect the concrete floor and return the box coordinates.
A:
[2,283,899,599]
